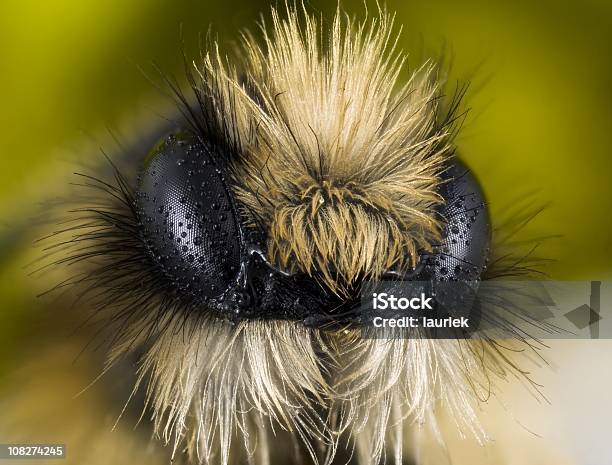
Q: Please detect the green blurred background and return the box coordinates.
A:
[0,0,611,367]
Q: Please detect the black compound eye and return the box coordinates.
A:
[422,158,491,281]
[135,131,241,300]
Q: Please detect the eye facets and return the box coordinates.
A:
[420,159,491,282]
[135,132,241,300]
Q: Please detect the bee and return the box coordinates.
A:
[34,4,545,465]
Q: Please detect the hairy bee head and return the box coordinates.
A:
[42,5,539,465]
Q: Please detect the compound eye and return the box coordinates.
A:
[135,131,241,300]
[424,158,491,281]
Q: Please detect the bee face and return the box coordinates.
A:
[42,5,538,465]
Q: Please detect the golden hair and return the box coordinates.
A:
[195,6,450,294]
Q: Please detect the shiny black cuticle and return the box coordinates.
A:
[135,132,241,300]
[419,158,491,282]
